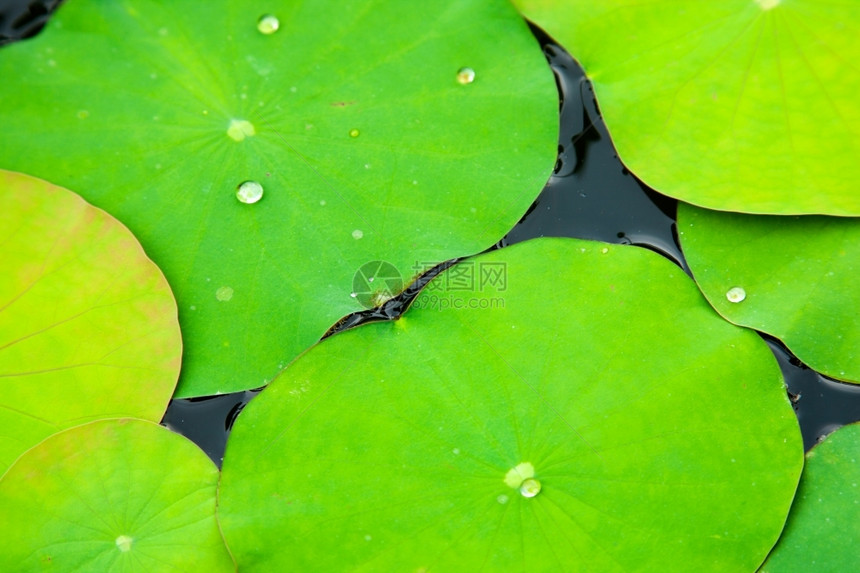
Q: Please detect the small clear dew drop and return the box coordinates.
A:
[456,67,475,84]
[726,286,746,303]
[115,535,133,552]
[349,128,360,138]
[257,14,280,35]
[236,180,264,204]
[352,229,363,240]
[497,494,509,504]
[519,478,542,498]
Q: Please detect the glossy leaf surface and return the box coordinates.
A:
[761,422,860,572]
[513,0,860,215]
[678,202,860,383]
[0,0,557,396]
[219,238,802,571]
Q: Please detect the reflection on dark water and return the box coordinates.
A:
[502,24,686,275]
[766,336,860,451]
[161,389,261,467]
[0,0,60,45]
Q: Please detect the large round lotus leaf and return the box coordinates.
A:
[761,422,860,572]
[678,202,860,384]
[218,237,802,571]
[0,0,557,397]
[0,170,181,474]
[0,418,234,571]
[512,0,860,215]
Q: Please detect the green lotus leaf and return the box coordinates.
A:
[0,418,234,571]
[512,0,860,215]
[0,170,181,474]
[218,237,802,571]
[761,422,860,572]
[677,202,860,383]
[0,0,557,397]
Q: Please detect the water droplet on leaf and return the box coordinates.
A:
[726,286,746,303]
[257,14,280,34]
[236,180,264,204]
[352,229,363,240]
[519,478,542,498]
[457,67,475,84]
[349,128,360,138]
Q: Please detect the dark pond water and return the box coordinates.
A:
[0,0,58,44]
[4,1,859,465]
